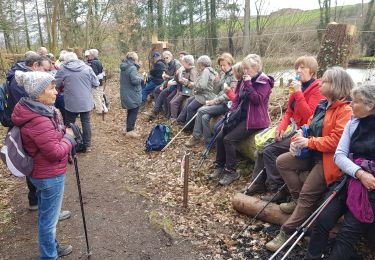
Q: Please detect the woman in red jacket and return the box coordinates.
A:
[12,71,76,259]
[245,56,324,202]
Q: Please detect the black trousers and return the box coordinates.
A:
[26,176,38,206]
[215,120,259,170]
[306,187,375,260]
[126,107,140,132]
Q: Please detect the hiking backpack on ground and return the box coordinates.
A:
[0,126,33,177]
[145,124,171,152]
[0,81,13,127]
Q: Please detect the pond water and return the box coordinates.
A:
[269,67,375,85]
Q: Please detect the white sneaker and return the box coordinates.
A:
[126,130,141,138]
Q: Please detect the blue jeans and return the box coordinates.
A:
[30,174,65,260]
[142,81,158,102]
[65,110,91,148]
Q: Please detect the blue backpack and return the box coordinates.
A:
[0,81,13,127]
[145,124,171,152]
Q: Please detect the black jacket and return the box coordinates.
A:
[149,59,167,85]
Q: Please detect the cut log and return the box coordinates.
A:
[317,22,357,78]
[232,193,290,225]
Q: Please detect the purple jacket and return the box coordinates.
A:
[231,73,274,129]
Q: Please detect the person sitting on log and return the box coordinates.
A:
[168,55,197,123]
[211,54,274,186]
[265,67,354,252]
[305,82,375,260]
[141,51,167,109]
[244,56,324,203]
[176,55,218,131]
[185,52,237,147]
[144,51,181,120]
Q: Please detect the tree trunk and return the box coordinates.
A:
[205,0,212,56]
[44,0,52,50]
[35,0,44,46]
[156,0,163,39]
[0,0,13,52]
[317,23,357,78]
[361,0,375,56]
[188,0,195,55]
[86,0,93,49]
[243,0,251,55]
[232,193,290,225]
[210,0,218,55]
[51,0,59,54]
[147,0,154,39]
[22,0,31,49]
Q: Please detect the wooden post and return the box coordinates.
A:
[182,152,190,208]
[317,22,357,78]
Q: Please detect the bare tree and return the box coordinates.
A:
[22,0,31,49]
[243,0,251,55]
[255,0,271,56]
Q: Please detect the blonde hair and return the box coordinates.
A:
[242,54,262,72]
[217,52,234,66]
[232,62,244,80]
[294,56,318,77]
[126,51,138,62]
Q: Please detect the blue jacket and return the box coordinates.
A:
[120,59,144,110]
[6,61,31,112]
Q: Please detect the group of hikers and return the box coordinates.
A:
[120,49,375,259]
[2,45,375,259]
[4,46,107,259]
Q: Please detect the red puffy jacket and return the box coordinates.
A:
[277,79,324,132]
[11,102,72,179]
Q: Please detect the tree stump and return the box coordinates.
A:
[317,22,357,78]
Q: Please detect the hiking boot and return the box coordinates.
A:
[209,167,224,180]
[185,136,201,147]
[279,200,298,214]
[58,210,71,221]
[244,182,267,196]
[126,130,141,138]
[58,244,73,257]
[144,111,157,120]
[265,230,290,252]
[260,187,289,203]
[219,170,240,186]
[28,204,38,211]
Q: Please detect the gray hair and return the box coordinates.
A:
[126,51,138,62]
[242,54,262,72]
[89,49,99,58]
[197,55,212,68]
[351,82,375,110]
[322,67,354,100]
[162,51,173,58]
[182,55,195,67]
[63,52,78,63]
[25,51,37,58]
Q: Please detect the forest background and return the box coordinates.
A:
[0,0,374,76]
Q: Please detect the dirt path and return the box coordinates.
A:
[0,79,202,260]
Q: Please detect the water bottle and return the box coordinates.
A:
[293,129,303,157]
[289,75,301,93]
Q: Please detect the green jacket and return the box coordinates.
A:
[193,67,217,104]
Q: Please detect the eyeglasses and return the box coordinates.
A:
[163,57,170,60]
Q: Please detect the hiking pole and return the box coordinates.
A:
[69,123,91,258]
[72,153,92,258]
[243,168,265,194]
[161,112,198,152]
[269,176,348,260]
[195,131,220,171]
[236,183,287,239]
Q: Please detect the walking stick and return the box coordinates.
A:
[69,123,92,258]
[243,168,265,194]
[236,183,287,239]
[161,112,198,151]
[269,176,348,260]
[195,128,221,171]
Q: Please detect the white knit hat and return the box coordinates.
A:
[15,71,55,100]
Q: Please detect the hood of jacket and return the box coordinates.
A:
[12,98,55,127]
[255,72,275,89]
[62,60,88,72]
[7,61,31,82]
[120,59,139,71]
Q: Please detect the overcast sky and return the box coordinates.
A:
[250,0,370,14]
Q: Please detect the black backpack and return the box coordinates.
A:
[0,81,13,127]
